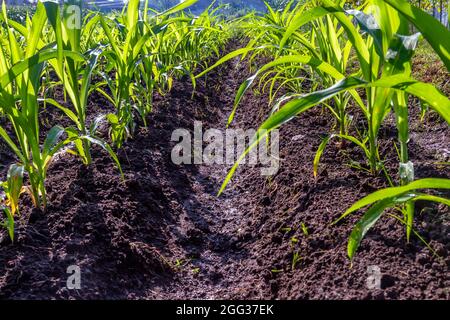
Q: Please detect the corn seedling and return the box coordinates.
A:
[301,222,309,236]
[98,0,203,147]
[97,0,147,147]
[336,0,450,259]
[0,1,84,210]
[291,251,302,270]
[39,0,121,172]
[0,164,24,241]
[335,178,450,260]
[205,0,450,196]
[195,0,450,260]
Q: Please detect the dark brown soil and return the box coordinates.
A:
[0,41,449,300]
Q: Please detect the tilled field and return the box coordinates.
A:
[0,51,448,299]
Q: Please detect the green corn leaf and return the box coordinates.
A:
[158,0,199,17]
[2,16,27,36]
[279,6,330,51]
[0,49,84,89]
[338,178,450,223]
[218,130,266,196]
[43,0,64,78]
[106,113,119,125]
[219,75,450,194]
[6,164,24,216]
[260,75,450,134]
[346,9,384,58]
[0,126,26,164]
[228,54,365,126]
[313,134,370,178]
[279,1,371,79]
[64,127,87,162]
[348,198,393,260]
[195,47,256,79]
[126,0,140,30]
[3,207,14,242]
[313,135,332,178]
[346,188,449,260]
[386,33,421,75]
[80,47,103,111]
[26,1,47,58]
[374,0,407,52]
[99,16,122,59]
[43,125,66,159]
[90,115,105,135]
[82,13,100,40]
[371,33,421,139]
[63,0,82,52]
[41,98,81,129]
[412,194,450,207]
[382,0,450,72]
[326,15,342,64]
[2,2,24,65]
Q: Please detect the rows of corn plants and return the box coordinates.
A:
[1,0,448,263]
[0,0,229,241]
[197,0,450,260]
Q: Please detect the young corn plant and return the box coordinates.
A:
[0,164,24,241]
[136,0,224,122]
[310,13,356,138]
[157,6,228,85]
[198,1,366,164]
[198,0,450,258]
[0,1,83,210]
[98,0,199,147]
[134,3,198,124]
[336,178,450,260]
[337,0,450,260]
[236,6,360,138]
[40,0,121,171]
[241,1,356,132]
[97,0,142,148]
[205,0,449,190]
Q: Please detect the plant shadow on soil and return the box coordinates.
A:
[0,40,449,299]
